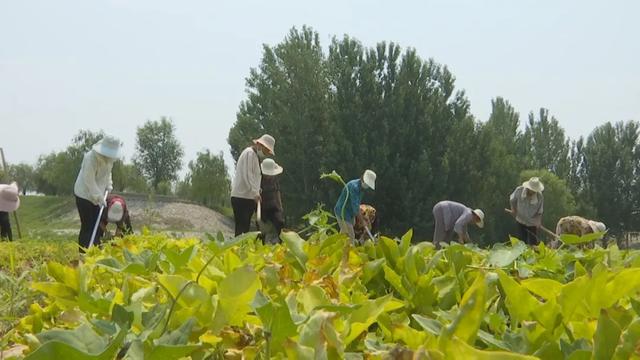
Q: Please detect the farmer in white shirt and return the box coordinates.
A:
[432,200,485,248]
[509,177,544,245]
[74,135,121,251]
[231,134,276,236]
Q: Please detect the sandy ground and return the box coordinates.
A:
[57,195,234,238]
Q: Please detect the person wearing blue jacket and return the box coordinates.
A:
[334,170,376,241]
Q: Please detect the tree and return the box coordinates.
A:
[8,163,35,195]
[476,98,524,244]
[183,150,230,209]
[520,109,570,178]
[228,27,476,237]
[112,162,148,193]
[133,117,184,191]
[582,121,640,234]
[519,169,576,234]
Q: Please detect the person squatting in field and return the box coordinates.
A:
[354,204,377,243]
[74,135,121,252]
[432,200,484,249]
[100,194,133,239]
[0,182,20,241]
[259,158,285,244]
[509,177,544,245]
[334,170,377,242]
[231,134,276,236]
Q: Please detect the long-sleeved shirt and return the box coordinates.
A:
[231,147,261,200]
[74,150,114,205]
[334,179,362,224]
[509,186,544,227]
[434,201,475,238]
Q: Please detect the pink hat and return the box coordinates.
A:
[0,182,20,212]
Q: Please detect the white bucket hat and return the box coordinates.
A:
[0,182,20,212]
[522,177,544,193]
[588,220,606,233]
[253,134,276,155]
[93,135,122,160]
[473,209,485,228]
[108,200,124,222]
[363,169,376,190]
[261,158,283,176]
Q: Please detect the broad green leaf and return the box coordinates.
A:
[31,282,76,299]
[413,314,443,336]
[486,241,527,268]
[345,294,393,345]
[362,258,385,284]
[383,264,411,299]
[26,324,126,360]
[47,262,79,291]
[450,272,487,344]
[560,231,605,245]
[497,270,541,324]
[521,278,563,301]
[296,285,330,314]
[400,229,413,255]
[447,338,540,359]
[592,309,621,360]
[212,266,261,331]
[281,231,309,270]
[613,318,640,359]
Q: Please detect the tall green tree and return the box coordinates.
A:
[134,117,184,191]
[520,109,570,178]
[476,98,524,244]
[112,162,148,193]
[582,121,640,234]
[183,150,231,210]
[229,26,333,220]
[8,163,35,195]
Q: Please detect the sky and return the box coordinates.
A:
[1,0,639,173]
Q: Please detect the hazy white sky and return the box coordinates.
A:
[1,0,639,172]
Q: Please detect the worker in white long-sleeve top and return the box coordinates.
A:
[230,134,276,236]
[509,177,544,245]
[432,200,485,248]
[73,135,121,252]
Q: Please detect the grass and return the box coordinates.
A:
[0,239,78,336]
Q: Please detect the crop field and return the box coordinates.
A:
[0,215,638,359]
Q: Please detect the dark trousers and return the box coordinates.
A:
[517,222,539,245]
[76,196,104,252]
[231,197,256,236]
[262,207,285,234]
[0,211,12,241]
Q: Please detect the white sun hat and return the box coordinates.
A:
[93,135,122,160]
[588,220,606,233]
[253,134,276,155]
[522,177,544,193]
[0,182,20,212]
[107,200,124,222]
[261,158,283,176]
[363,169,376,190]
[473,209,485,228]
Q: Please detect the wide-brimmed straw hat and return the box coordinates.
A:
[93,135,122,159]
[522,177,544,193]
[588,220,606,233]
[0,182,20,212]
[363,169,376,190]
[261,158,283,176]
[253,134,276,155]
[473,209,485,228]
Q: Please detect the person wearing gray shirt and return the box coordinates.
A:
[509,177,544,245]
[432,200,485,248]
